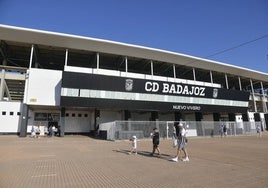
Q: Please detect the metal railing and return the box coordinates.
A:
[99,121,263,140]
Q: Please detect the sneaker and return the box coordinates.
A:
[182,157,189,162]
[171,157,178,162]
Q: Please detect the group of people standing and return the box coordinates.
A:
[30,125,59,138]
[129,123,190,162]
[219,124,227,137]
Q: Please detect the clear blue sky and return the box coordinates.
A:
[1,0,268,73]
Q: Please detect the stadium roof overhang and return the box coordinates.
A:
[0,24,267,82]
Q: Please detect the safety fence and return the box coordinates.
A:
[99,121,263,140]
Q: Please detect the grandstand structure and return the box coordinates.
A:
[0,24,267,137]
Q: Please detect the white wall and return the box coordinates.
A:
[65,110,92,133]
[248,112,255,122]
[235,115,243,122]
[26,68,62,106]
[0,101,22,133]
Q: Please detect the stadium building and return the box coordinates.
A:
[0,24,267,137]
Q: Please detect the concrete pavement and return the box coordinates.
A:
[0,133,268,188]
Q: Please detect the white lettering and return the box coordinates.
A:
[145,82,159,92]
[145,81,206,97]
[182,85,189,95]
[194,87,200,95]
[162,83,169,93]
[189,86,194,95]
[173,105,186,110]
[152,82,159,92]
[187,105,201,111]
[177,85,183,94]
[200,87,205,96]
[169,84,176,93]
[145,82,152,92]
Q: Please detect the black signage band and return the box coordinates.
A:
[61,88,248,108]
[61,96,248,113]
[61,72,250,101]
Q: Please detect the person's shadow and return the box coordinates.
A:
[113,149,174,161]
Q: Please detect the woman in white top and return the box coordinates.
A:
[172,124,189,162]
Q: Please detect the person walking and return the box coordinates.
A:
[150,128,161,156]
[172,123,189,162]
[223,125,227,137]
[256,125,261,137]
[219,125,224,138]
[129,135,137,155]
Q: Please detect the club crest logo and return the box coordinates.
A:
[125,79,133,91]
[213,88,218,98]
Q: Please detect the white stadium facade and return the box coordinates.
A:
[0,24,267,138]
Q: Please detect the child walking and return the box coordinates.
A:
[150,128,161,156]
[129,135,137,155]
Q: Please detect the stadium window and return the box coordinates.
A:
[72,113,75,117]
[84,114,88,117]
[78,114,82,117]
[67,88,79,97]
[10,112,14,116]
[17,112,21,116]
[65,113,69,117]
[2,111,6,115]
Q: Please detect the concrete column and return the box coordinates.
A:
[60,107,65,137]
[254,113,261,122]
[124,110,132,131]
[65,49,68,67]
[260,82,267,113]
[124,110,131,120]
[19,104,29,137]
[173,64,176,79]
[94,109,100,130]
[228,113,236,121]
[195,112,203,136]
[250,79,257,112]
[195,112,203,121]
[210,70,213,85]
[125,56,128,73]
[193,68,196,81]
[238,76,242,91]
[264,114,268,131]
[225,73,229,89]
[0,69,6,100]
[29,45,34,69]
[151,111,158,121]
[151,111,159,130]
[96,53,99,69]
[242,113,249,121]
[174,112,182,122]
[150,60,154,76]
[213,113,220,121]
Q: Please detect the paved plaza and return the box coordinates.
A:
[0,132,268,188]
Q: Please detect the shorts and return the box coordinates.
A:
[178,138,186,150]
[153,141,159,149]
